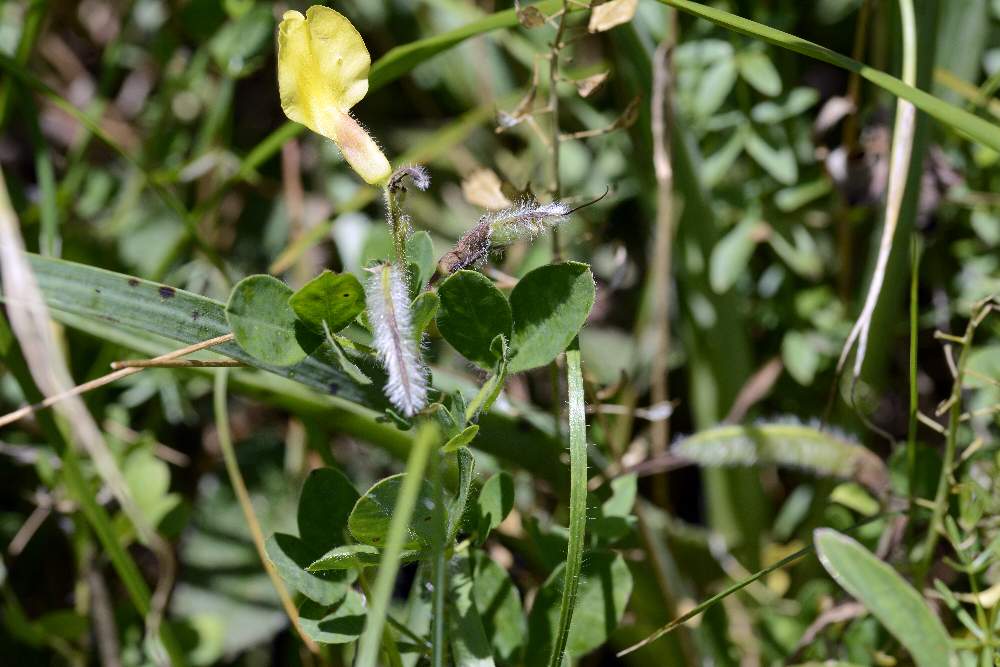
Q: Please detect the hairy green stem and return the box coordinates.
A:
[547,343,587,667]
[430,451,448,667]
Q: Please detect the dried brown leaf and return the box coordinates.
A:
[461,169,513,210]
[575,71,609,98]
[588,0,638,33]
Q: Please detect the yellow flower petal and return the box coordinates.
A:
[277,6,390,184]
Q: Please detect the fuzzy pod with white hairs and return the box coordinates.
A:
[365,263,428,416]
[437,198,570,275]
[486,198,570,245]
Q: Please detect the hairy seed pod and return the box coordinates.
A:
[365,263,428,416]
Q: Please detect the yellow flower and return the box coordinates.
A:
[277,6,391,185]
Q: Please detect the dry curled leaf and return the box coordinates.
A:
[575,71,609,98]
[588,0,638,33]
[462,169,513,210]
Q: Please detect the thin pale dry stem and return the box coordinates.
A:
[836,0,917,384]
[650,35,676,505]
[111,358,245,369]
[87,562,124,667]
[0,333,235,429]
[724,356,784,424]
[212,370,321,655]
[547,0,569,262]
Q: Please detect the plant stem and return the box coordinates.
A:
[212,369,320,654]
[547,342,587,667]
[906,236,921,544]
[357,569,405,667]
[548,0,568,262]
[917,312,978,587]
[385,185,409,264]
[836,0,917,381]
[649,26,677,508]
[355,422,439,667]
[0,333,234,429]
[430,450,448,667]
[619,512,893,657]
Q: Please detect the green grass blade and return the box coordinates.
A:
[547,343,587,667]
[355,422,439,667]
[0,0,47,127]
[656,0,1000,152]
[15,253,379,404]
[815,528,954,667]
[368,0,563,91]
[618,513,889,657]
[430,450,448,667]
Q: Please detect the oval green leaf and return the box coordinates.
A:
[298,590,366,644]
[226,274,317,366]
[709,217,760,294]
[406,231,436,290]
[472,551,525,663]
[436,270,513,369]
[814,529,954,667]
[307,544,423,571]
[525,550,633,663]
[508,262,595,373]
[288,270,365,335]
[738,51,782,96]
[410,290,440,339]
[297,467,360,554]
[348,473,440,549]
[442,424,479,453]
[471,471,514,545]
[264,533,355,605]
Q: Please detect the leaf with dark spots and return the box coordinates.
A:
[159,286,176,299]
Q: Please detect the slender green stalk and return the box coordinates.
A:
[547,343,587,667]
[25,97,59,257]
[0,0,47,127]
[212,370,320,654]
[430,452,448,667]
[356,422,439,667]
[619,512,893,657]
[357,569,406,667]
[385,186,409,265]
[654,0,1000,152]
